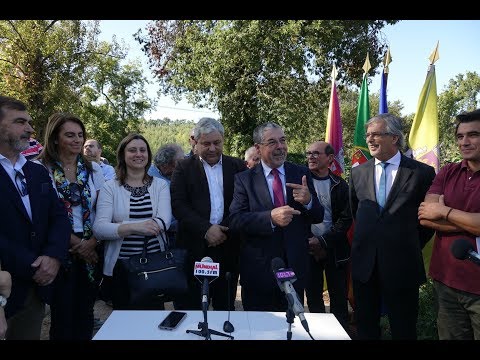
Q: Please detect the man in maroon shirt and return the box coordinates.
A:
[418,108,480,340]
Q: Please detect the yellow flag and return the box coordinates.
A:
[408,64,440,173]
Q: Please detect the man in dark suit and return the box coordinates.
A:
[349,113,435,340]
[229,122,324,311]
[171,117,247,310]
[0,96,70,339]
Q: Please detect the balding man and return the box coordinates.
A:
[304,140,352,332]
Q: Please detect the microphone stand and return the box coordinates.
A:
[186,278,234,340]
[285,297,295,341]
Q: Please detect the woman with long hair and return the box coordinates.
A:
[93,133,172,310]
[36,113,105,340]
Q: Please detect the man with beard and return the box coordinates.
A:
[229,122,324,311]
[0,96,70,339]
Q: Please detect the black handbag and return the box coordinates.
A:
[119,218,188,305]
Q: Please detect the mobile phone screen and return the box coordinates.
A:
[158,311,187,330]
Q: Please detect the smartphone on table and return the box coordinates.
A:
[158,311,187,330]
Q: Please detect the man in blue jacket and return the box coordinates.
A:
[0,96,70,340]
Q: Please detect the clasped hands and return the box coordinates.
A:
[271,175,311,227]
[418,194,449,221]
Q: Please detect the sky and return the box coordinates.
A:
[98,20,480,121]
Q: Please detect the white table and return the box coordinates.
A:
[93,310,350,340]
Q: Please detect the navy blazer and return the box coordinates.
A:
[0,160,70,318]
[229,161,324,293]
[349,154,435,290]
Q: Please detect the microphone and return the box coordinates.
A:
[271,257,310,333]
[451,239,480,266]
[223,272,234,333]
[193,257,220,313]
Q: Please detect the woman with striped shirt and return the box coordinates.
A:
[93,134,172,310]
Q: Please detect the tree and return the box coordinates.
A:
[437,71,480,165]
[136,20,399,156]
[0,20,155,160]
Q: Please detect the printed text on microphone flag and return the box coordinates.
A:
[194,261,220,277]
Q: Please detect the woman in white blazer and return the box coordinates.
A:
[93,133,172,310]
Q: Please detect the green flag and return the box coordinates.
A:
[350,74,371,167]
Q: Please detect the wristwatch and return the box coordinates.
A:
[0,295,7,308]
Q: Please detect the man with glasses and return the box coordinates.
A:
[304,141,352,332]
[349,113,435,339]
[229,122,324,311]
[0,96,70,339]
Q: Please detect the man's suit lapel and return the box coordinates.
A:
[385,155,414,209]
[363,160,376,202]
[252,164,274,208]
[194,155,210,196]
[284,162,294,205]
[0,163,30,222]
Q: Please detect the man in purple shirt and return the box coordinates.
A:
[418,108,480,340]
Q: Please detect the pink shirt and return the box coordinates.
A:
[427,160,480,295]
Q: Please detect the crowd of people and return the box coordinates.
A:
[0,93,479,341]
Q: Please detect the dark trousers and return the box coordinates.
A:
[353,259,419,340]
[434,280,480,340]
[175,270,239,311]
[49,258,99,340]
[305,251,349,330]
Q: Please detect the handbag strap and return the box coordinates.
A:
[155,217,170,251]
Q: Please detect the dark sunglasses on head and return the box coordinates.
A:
[68,182,82,206]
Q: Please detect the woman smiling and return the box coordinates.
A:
[36,113,105,340]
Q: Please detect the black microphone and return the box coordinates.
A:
[271,257,310,333]
[223,272,234,333]
[451,238,480,266]
[197,256,214,313]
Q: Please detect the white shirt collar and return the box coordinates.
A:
[374,150,401,167]
[261,160,285,177]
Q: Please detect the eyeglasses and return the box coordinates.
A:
[68,182,82,206]
[364,132,392,140]
[260,138,287,148]
[305,151,325,158]
[15,170,28,197]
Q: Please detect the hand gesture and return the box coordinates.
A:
[286,175,311,205]
[271,205,301,227]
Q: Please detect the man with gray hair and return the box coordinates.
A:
[148,143,184,246]
[244,146,260,169]
[171,117,247,310]
[148,143,184,181]
[229,122,324,312]
[349,113,435,339]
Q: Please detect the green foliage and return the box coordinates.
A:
[417,278,438,340]
[0,20,155,161]
[137,20,398,154]
[141,118,196,156]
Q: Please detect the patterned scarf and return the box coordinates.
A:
[53,155,96,282]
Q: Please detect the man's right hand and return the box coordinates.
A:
[205,224,229,247]
[271,205,301,227]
